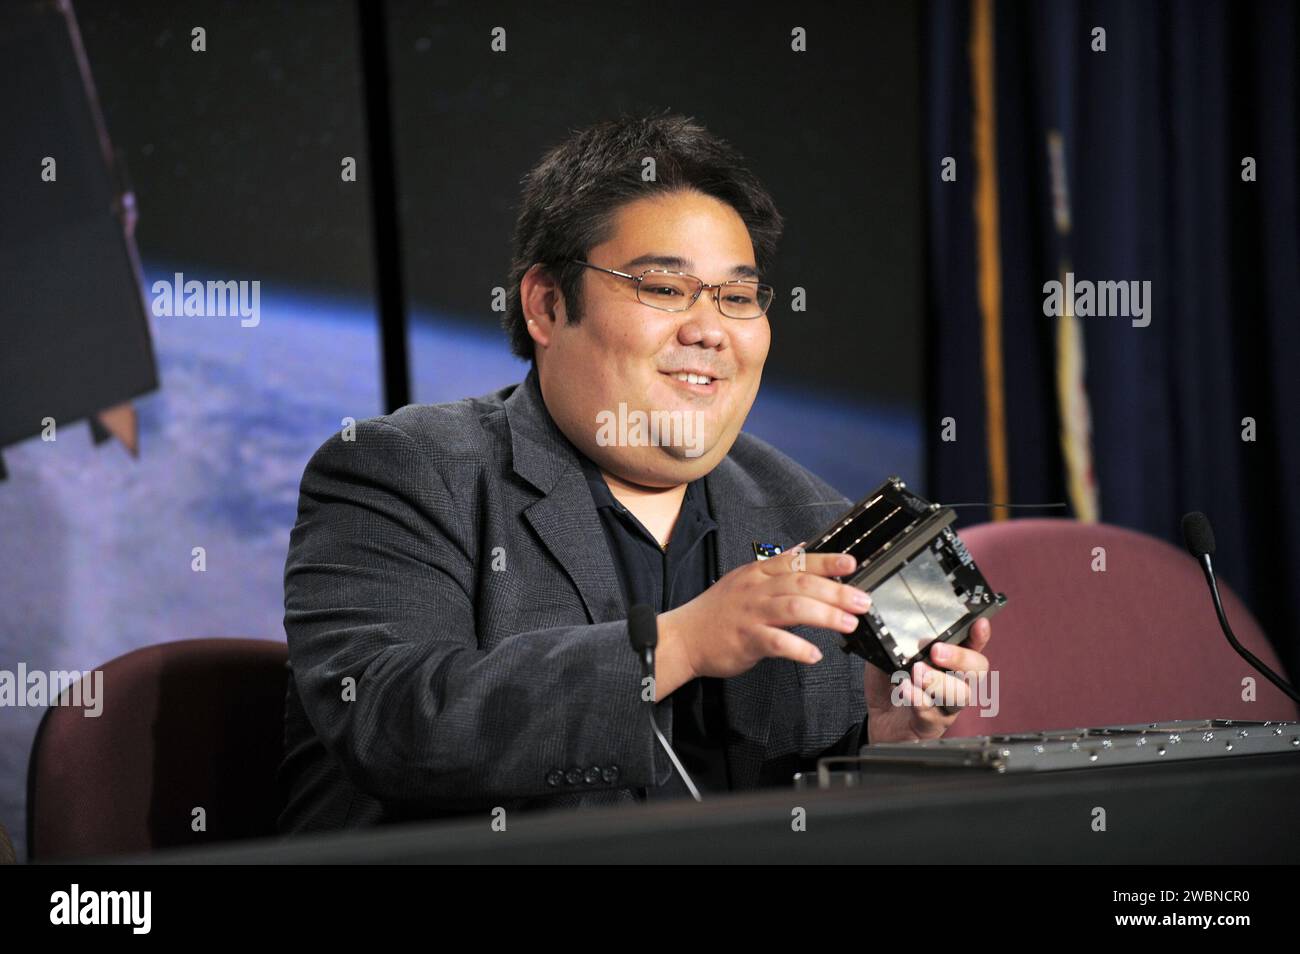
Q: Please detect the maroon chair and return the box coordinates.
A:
[27,638,288,861]
[947,519,1298,736]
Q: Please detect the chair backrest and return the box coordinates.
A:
[947,519,1298,736]
[27,637,288,860]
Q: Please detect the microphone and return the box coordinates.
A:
[628,603,657,676]
[1181,512,1300,705]
[627,604,701,802]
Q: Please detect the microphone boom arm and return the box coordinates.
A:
[1197,554,1300,705]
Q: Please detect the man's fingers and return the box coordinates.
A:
[905,665,960,731]
[762,594,861,634]
[915,661,972,708]
[762,547,856,579]
[757,626,824,665]
[967,617,993,652]
[772,571,871,616]
[927,639,989,674]
[896,673,930,710]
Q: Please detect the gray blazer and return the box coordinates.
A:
[277,369,866,832]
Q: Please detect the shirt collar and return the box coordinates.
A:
[575,452,717,539]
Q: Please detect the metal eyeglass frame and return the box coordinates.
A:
[570,259,773,318]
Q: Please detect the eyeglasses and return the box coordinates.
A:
[571,260,774,319]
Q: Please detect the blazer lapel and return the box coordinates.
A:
[504,371,625,626]
[523,487,625,625]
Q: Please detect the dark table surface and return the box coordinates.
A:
[110,750,1300,864]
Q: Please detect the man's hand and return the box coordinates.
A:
[654,548,868,698]
[864,618,994,743]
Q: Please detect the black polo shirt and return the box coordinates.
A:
[576,453,732,798]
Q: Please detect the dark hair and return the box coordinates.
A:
[503,112,784,360]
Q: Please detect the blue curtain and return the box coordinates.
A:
[924,0,1300,676]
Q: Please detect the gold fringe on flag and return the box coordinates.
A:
[1046,131,1100,522]
[970,0,1010,522]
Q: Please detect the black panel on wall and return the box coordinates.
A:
[0,3,157,449]
[72,0,374,298]
[386,0,925,407]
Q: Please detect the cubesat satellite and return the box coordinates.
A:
[804,477,1006,672]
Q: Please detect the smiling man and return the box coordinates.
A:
[277,114,991,831]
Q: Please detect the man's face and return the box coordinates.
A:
[526,189,771,488]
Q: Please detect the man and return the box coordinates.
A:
[277,114,991,831]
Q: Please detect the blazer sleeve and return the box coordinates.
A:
[283,419,670,806]
[819,713,870,758]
